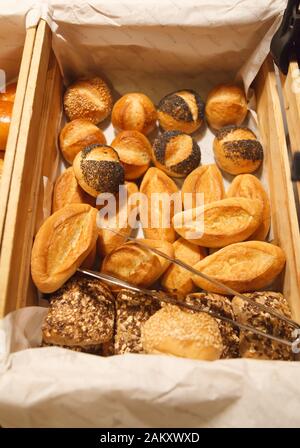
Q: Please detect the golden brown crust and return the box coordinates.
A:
[139,167,180,242]
[0,82,17,103]
[213,125,263,175]
[181,164,225,209]
[115,290,160,354]
[157,89,205,134]
[205,84,248,130]
[52,167,95,212]
[0,100,13,150]
[186,293,240,358]
[97,181,139,256]
[59,118,106,164]
[227,174,271,241]
[42,275,114,347]
[192,241,286,293]
[161,238,207,295]
[63,77,113,124]
[151,130,201,178]
[81,244,97,269]
[111,93,157,135]
[111,130,151,180]
[142,305,223,360]
[31,204,98,293]
[0,154,4,182]
[101,239,174,288]
[232,291,294,360]
[73,144,125,197]
[173,197,263,247]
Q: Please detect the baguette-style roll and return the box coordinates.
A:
[101,239,174,288]
[173,197,263,247]
[31,204,98,293]
[192,241,286,293]
[227,174,271,241]
[139,167,180,242]
[181,164,225,209]
[232,291,294,360]
[161,238,206,295]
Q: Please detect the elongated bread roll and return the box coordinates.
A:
[181,164,225,209]
[139,167,181,242]
[192,241,285,293]
[31,204,98,293]
[173,197,263,247]
[227,174,271,241]
[101,239,174,288]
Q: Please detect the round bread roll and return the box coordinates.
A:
[111,130,152,180]
[0,82,17,103]
[63,77,113,124]
[213,126,263,175]
[73,144,125,197]
[157,89,205,134]
[205,84,248,129]
[52,167,95,212]
[59,118,106,164]
[152,130,201,178]
[112,93,157,135]
[142,305,223,361]
[0,100,13,150]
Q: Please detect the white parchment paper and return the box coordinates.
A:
[2,0,299,429]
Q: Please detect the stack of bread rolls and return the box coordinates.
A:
[30,76,293,362]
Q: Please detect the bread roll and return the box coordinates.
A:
[213,126,263,175]
[173,197,263,247]
[0,100,13,150]
[205,84,248,129]
[97,181,139,256]
[31,204,98,293]
[112,93,157,135]
[232,291,294,360]
[186,293,239,358]
[114,290,160,354]
[52,167,95,212]
[142,305,223,360]
[227,174,270,241]
[63,77,113,124]
[139,167,180,242]
[42,276,114,351]
[181,164,225,209]
[101,239,174,288]
[111,130,152,180]
[0,82,17,103]
[157,89,205,134]
[59,118,106,164]
[152,130,201,178]
[192,241,286,293]
[161,238,207,295]
[81,244,97,269]
[73,144,125,197]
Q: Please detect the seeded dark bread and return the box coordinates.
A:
[232,291,294,360]
[213,126,263,175]
[186,293,239,358]
[73,144,125,197]
[157,89,205,134]
[42,275,115,349]
[152,130,201,178]
[115,290,160,354]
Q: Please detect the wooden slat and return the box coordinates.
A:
[280,60,300,200]
[0,21,60,317]
[0,26,36,247]
[254,56,300,322]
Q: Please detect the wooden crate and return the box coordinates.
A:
[0,26,37,248]
[1,20,300,322]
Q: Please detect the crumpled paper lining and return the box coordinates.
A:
[1,0,299,429]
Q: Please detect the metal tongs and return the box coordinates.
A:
[78,230,300,349]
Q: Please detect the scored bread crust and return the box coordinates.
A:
[31,204,98,293]
[192,241,286,293]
